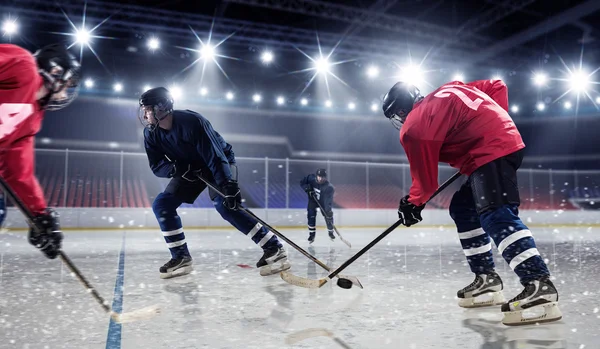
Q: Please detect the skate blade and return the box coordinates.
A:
[502,301,562,326]
[260,261,291,276]
[160,265,193,279]
[459,291,505,308]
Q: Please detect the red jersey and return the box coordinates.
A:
[400,80,525,206]
[0,44,47,214]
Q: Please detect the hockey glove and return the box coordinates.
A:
[304,187,316,200]
[222,181,242,210]
[398,195,425,227]
[28,209,63,259]
[181,164,202,182]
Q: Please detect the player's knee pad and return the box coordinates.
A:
[470,156,521,215]
[449,184,480,232]
[152,192,180,214]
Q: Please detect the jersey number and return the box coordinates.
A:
[0,103,34,140]
[434,87,484,111]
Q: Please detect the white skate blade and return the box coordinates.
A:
[160,265,193,279]
[459,291,505,308]
[260,261,291,276]
[502,301,562,326]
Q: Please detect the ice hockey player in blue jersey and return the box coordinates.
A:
[140,87,291,279]
[300,169,335,243]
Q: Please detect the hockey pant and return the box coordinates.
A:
[449,150,550,284]
[152,177,281,259]
[307,200,333,235]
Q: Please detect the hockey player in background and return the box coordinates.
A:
[300,169,335,243]
[140,87,291,279]
[382,79,561,326]
[0,44,81,259]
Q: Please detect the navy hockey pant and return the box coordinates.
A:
[152,192,282,259]
[449,153,550,284]
[307,200,333,235]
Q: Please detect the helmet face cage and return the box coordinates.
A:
[138,92,173,131]
[36,46,81,111]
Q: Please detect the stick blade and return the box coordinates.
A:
[111,304,161,324]
[280,270,327,289]
[285,328,332,344]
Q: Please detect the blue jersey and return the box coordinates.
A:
[143,109,235,186]
[300,174,335,211]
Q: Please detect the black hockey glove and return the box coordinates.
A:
[222,181,242,210]
[181,164,202,182]
[305,187,316,200]
[28,209,63,259]
[398,195,425,227]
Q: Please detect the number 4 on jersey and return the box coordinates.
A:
[0,103,34,140]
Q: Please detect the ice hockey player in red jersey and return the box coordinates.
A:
[0,44,81,259]
[382,80,561,326]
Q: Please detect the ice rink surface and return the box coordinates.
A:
[1,226,599,349]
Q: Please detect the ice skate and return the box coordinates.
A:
[308,231,315,244]
[159,255,193,279]
[501,277,562,326]
[457,271,505,308]
[257,246,291,276]
[328,230,335,241]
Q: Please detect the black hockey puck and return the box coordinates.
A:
[337,278,353,289]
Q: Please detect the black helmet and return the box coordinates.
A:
[34,44,81,111]
[316,168,327,178]
[139,87,174,131]
[382,81,422,129]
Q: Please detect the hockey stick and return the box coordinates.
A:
[286,328,354,349]
[0,176,160,323]
[281,171,462,289]
[311,195,351,248]
[198,176,363,289]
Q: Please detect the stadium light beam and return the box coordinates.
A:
[170,86,183,100]
[300,98,308,106]
[325,100,332,108]
[261,51,274,64]
[226,91,234,100]
[370,103,378,112]
[536,102,545,111]
[75,28,91,45]
[113,83,123,92]
[276,96,285,105]
[253,93,262,103]
[564,101,572,109]
[2,18,18,36]
[199,87,208,96]
[511,105,519,113]
[367,66,379,78]
[84,78,94,88]
[533,72,548,87]
[348,102,356,110]
[568,70,590,92]
[147,37,160,51]
[452,73,464,82]
[399,65,424,86]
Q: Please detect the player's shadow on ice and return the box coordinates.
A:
[462,312,568,349]
[162,278,203,318]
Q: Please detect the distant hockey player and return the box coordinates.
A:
[382,79,561,326]
[0,44,81,259]
[300,169,335,243]
[140,87,291,278]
